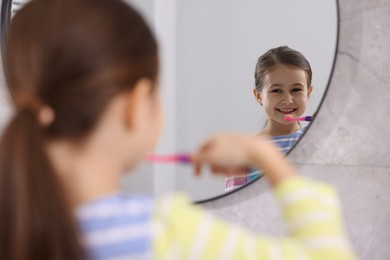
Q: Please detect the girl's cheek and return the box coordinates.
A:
[296,94,308,102]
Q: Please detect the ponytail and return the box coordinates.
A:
[0,0,159,257]
[0,110,84,260]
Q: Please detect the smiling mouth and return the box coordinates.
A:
[276,108,297,115]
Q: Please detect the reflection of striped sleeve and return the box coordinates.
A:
[224,127,307,192]
[152,177,356,259]
[225,171,262,191]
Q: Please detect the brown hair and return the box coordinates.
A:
[254,46,312,92]
[0,0,158,259]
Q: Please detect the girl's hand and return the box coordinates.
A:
[191,134,296,186]
[191,134,266,176]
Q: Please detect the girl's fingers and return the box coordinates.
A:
[192,159,248,177]
[191,134,264,176]
[193,162,202,177]
[210,165,248,177]
[210,165,220,174]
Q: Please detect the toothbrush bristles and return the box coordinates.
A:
[283,115,312,122]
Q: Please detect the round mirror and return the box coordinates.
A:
[1,0,338,202]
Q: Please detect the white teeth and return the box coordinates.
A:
[279,108,295,112]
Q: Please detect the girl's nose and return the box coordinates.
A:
[281,94,293,104]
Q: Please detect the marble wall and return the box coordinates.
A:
[201,0,390,258]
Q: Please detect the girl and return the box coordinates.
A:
[0,0,354,259]
[254,46,314,151]
[226,46,314,191]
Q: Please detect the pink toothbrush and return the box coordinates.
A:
[146,154,191,164]
[284,115,312,122]
[147,154,252,173]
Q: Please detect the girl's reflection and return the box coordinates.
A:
[226,46,314,191]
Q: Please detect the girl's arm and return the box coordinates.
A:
[152,178,355,259]
[151,134,356,259]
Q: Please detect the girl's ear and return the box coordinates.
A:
[253,88,262,105]
[123,78,154,130]
[307,84,314,98]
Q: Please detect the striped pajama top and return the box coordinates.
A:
[76,176,355,259]
[225,127,307,192]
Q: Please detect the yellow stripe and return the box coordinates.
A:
[152,177,356,259]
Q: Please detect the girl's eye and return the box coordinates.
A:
[271,89,282,93]
[292,88,303,92]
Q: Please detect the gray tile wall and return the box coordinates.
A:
[201,1,390,258]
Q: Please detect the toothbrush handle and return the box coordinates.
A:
[294,116,313,121]
[146,154,191,164]
[176,154,191,163]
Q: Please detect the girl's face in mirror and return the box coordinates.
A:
[256,64,313,126]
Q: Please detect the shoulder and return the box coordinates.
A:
[76,193,155,220]
[151,193,225,259]
[271,126,308,151]
[153,193,196,220]
[76,193,156,259]
[296,125,308,135]
[152,193,207,239]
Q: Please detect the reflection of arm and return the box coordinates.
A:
[152,177,355,259]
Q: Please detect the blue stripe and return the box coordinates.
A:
[79,212,151,232]
[89,236,151,259]
[77,194,155,259]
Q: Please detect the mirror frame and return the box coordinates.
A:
[0,0,340,204]
[0,0,12,65]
